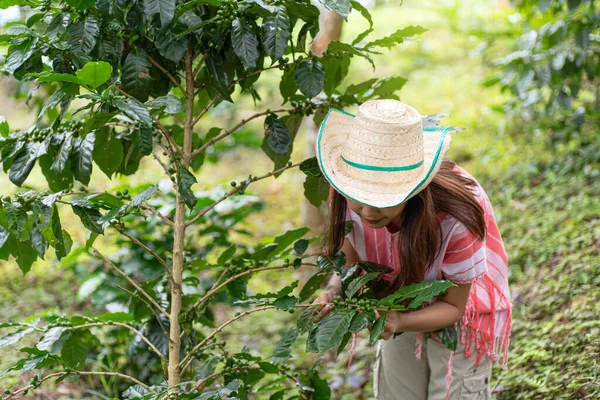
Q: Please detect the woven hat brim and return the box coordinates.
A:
[316,108,452,208]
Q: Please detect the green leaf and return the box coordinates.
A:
[345,272,380,299]
[348,311,375,333]
[9,142,40,186]
[295,58,325,98]
[299,157,322,177]
[77,273,105,301]
[155,26,188,63]
[132,125,153,156]
[13,240,37,274]
[299,271,328,302]
[73,133,95,185]
[372,76,408,98]
[205,51,234,102]
[279,64,297,101]
[37,327,66,352]
[61,333,87,370]
[178,166,197,209]
[364,25,427,49]
[320,0,352,19]
[327,41,373,68]
[217,244,236,265]
[2,36,38,74]
[273,295,297,310]
[144,0,176,28]
[93,127,124,178]
[313,309,355,353]
[97,34,123,65]
[121,48,153,102]
[271,327,298,364]
[114,98,152,126]
[51,133,74,174]
[0,328,34,349]
[379,280,455,309]
[231,17,260,70]
[195,356,220,380]
[304,175,329,208]
[129,186,158,207]
[273,228,309,255]
[46,13,70,42]
[294,239,309,255]
[31,71,79,84]
[145,94,183,114]
[437,326,458,351]
[261,6,290,61]
[0,225,8,248]
[369,311,388,345]
[50,205,71,260]
[67,17,100,55]
[82,193,124,209]
[0,116,8,137]
[263,114,291,156]
[30,225,48,258]
[76,61,113,89]
[71,205,104,234]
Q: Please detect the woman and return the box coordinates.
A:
[313,100,511,399]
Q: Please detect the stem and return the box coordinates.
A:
[179,306,274,373]
[68,322,165,359]
[190,265,287,311]
[92,247,170,318]
[115,284,169,337]
[190,107,296,159]
[139,203,174,227]
[5,371,150,399]
[191,63,285,127]
[185,162,300,228]
[111,223,173,281]
[149,57,185,94]
[167,46,195,393]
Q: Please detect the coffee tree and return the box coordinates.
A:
[0,0,445,397]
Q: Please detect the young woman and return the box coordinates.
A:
[313,100,512,399]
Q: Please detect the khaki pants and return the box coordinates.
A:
[374,332,491,400]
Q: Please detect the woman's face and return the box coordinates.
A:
[345,197,406,229]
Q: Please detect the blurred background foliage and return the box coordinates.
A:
[1,0,598,399]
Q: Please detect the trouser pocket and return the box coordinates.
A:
[459,369,490,399]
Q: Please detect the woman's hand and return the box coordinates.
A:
[374,310,406,340]
[311,291,334,322]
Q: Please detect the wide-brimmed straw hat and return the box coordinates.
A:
[316,99,452,208]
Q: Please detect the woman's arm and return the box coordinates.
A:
[378,283,471,339]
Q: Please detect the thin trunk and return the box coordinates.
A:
[168,47,195,391]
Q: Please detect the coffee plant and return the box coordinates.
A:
[0,0,453,397]
[491,0,600,169]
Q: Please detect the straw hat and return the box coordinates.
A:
[316,99,452,208]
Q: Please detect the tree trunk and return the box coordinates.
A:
[168,47,195,392]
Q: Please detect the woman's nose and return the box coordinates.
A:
[361,206,380,219]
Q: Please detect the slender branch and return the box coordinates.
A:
[173,115,185,127]
[151,150,171,176]
[179,306,274,373]
[68,322,165,359]
[149,57,185,94]
[110,223,173,281]
[191,265,287,311]
[5,371,150,399]
[112,85,183,156]
[139,203,174,226]
[92,247,170,318]
[191,63,285,127]
[190,107,296,159]
[116,284,169,338]
[185,162,300,228]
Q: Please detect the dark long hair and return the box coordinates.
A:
[327,159,486,290]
